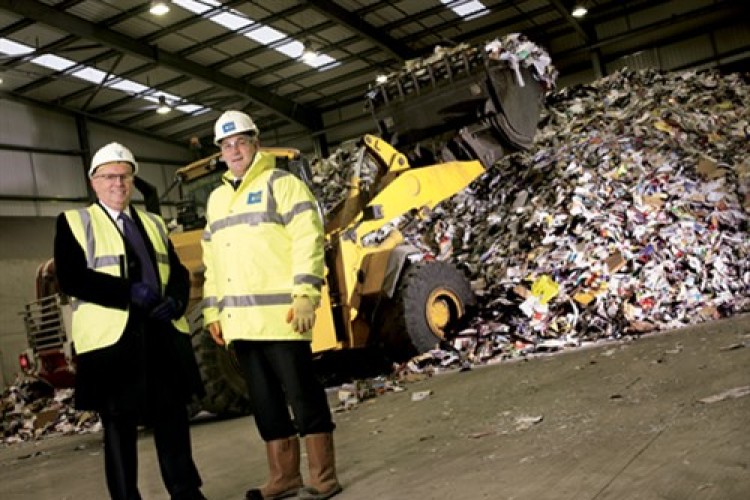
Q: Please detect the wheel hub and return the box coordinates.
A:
[426,289,463,340]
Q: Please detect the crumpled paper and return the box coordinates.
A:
[1,377,101,445]
[409,68,750,346]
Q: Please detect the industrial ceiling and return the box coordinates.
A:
[0,0,747,151]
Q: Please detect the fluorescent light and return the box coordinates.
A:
[247,26,286,45]
[31,54,75,72]
[212,11,250,31]
[0,36,209,116]
[0,38,34,56]
[149,1,171,16]
[108,79,151,95]
[172,0,339,69]
[440,0,488,20]
[572,5,588,18]
[172,0,211,15]
[375,74,388,84]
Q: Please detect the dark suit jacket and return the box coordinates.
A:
[54,202,202,414]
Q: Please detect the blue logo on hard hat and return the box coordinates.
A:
[222,121,237,133]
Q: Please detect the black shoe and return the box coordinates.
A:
[172,490,207,500]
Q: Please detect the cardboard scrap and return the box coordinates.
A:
[698,386,750,404]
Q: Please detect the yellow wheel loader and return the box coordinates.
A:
[19,41,546,416]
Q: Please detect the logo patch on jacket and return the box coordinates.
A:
[247,191,263,204]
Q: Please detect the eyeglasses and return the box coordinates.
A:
[93,173,134,183]
[220,136,254,152]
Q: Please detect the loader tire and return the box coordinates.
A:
[189,310,251,417]
[379,261,476,360]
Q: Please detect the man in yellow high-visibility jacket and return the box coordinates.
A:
[54,142,205,500]
[202,110,342,500]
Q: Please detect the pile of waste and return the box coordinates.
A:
[1,377,100,446]
[313,67,750,366]
[420,68,748,343]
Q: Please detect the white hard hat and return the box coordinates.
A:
[89,142,138,177]
[214,110,259,145]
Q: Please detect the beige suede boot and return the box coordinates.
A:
[297,433,343,500]
[245,437,303,500]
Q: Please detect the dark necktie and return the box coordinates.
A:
[119,212,160,290]
[231,178,242,190]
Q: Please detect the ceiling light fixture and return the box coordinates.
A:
[301,40,318,64]
[375,73,388,84]
[571,3,588,18]
[156,95,171,115]
[149,1,171,16]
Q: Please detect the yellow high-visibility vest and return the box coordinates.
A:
[65,205,189,354]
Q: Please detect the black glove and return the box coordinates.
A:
[150,297,181,322]
[130,282,160,310]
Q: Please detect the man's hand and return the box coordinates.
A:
[150,297,180,322]
[208,321,224,346]
[130,282,160,310]
[285,296,316,333]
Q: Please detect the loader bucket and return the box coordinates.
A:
[367,47,545,168]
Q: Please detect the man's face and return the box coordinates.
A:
[90,161,135,211]
[220,134,258,178]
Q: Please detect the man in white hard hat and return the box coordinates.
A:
[202,110,342,500]
[54,142,206,500]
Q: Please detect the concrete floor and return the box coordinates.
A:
[1,314,749,500]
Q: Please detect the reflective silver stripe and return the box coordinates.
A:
[209,171,317,235]
[204,296,218,308]
[266,171,280,214]
[140,212,169,265]
[295,274,323,288]
[76,208,96,268]
[268,170,317,226]
[268,170,318,226]
[217,293,292,311]
[268,211,284,225]
[209,211,278,234]
[265,173,284,226]
[281,200,316,225]
[142,211,168,245]
[93,255,121,268]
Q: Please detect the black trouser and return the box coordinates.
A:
[100,404,203,500]
[233,340,335,441]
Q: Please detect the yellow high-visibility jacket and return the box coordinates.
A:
[65,205,189,354]
[201,151,325,343]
